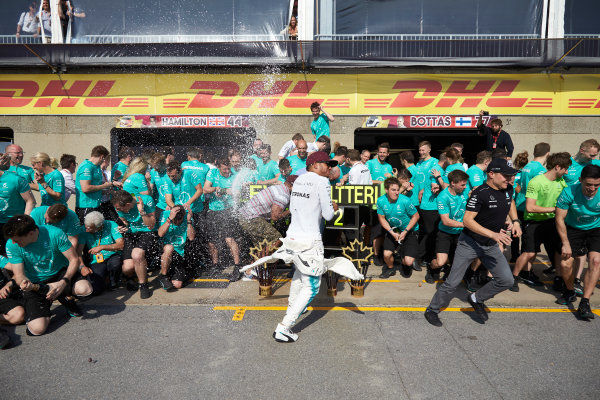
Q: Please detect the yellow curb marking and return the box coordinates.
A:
[232,308,246,321]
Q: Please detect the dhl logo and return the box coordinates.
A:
[0,74,599,113]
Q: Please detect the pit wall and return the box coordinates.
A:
[1,114,598,205]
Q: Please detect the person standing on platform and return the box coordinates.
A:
[310,102,335,141]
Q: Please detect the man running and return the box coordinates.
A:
[424,158,521,326]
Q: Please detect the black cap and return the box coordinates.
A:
[486,158,519,175]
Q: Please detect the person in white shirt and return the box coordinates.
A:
[16,3,40,39]
[278,133,304,160]
[273,151,338,343]
[59,154,77,202]
[347,149,373,185]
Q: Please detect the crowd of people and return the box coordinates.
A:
[15,1,86,43]
[1,102,599,346]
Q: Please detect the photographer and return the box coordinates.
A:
[477,110,514,160]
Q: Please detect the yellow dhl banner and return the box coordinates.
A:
[1,73,599,116]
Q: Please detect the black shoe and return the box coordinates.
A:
[379,266,396,279]
[372,257,383,267]
[553,276,566,293]
[577,300,595,319]
[58,297,82,317]
[574,279,584,296]
[412,261,422,272]
[556,291,576,305]
[125,277,139,292]
[519,271,543,287]
[425,268,435,284]
[0,329,10,349]
[509,276,520,292]
[229,265,242,282]
[424,310,443,327]
[467,294,489,321]
[543,265,556,274]
[139,283,152,299]
[465,275,481,293]
[157,274,175,291]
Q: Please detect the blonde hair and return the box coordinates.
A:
[122,157,148,183]
[30,152,52,167]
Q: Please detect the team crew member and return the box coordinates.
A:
[426,170,470,284]
[30,204,81,249]
[418,153,448,270]
[273,151,339,343]
[555,165,600,318]
[366,142,394,184]
[277,158,292,184]
[466,151,492,191]
[0,153,35,255]
[287,140,308,175]
[377,177,420,278]
[0,255,26,331]
[400,151,423,205]
[203,159,242,276]
[157,206,195,291]
[6,144,35,188]
[564,139,599,186]
[112,190,158,300]
[278,133,305,160]
[396,169,419,208]
[310,101,335,140]
[122,157,151,196]
[434,148,465,190]
[477,110,514,159]
[59,154,77,202]
[329,146,349,185]
[511,153,571,293]
[112,147,134,183]
[255,145,281,184]
[78,212,124,295]
[5,215,92,335]
[346,149,372,185]
[75,146,121,224]
[148,153,169,224]
[30,152,65,206]
[425,159,522,327]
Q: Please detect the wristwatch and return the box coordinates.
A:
[511,219,521,225]
[61,277,70,285]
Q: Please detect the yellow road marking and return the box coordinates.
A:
[215,305,600,315]
[232,308,246,321]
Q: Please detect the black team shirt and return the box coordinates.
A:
[463,182,513,246]
[478,124,514,157]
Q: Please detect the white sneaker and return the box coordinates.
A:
[242,273,255,281]
[273,323,298,343]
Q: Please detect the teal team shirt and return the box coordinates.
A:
[436,187,468,235]
[30,206,82,237]
[466,165,486,191]
[442,163,466,184]
[207,169,235,211]
[376,194,419,232]
[331,164,351,186]
[310,113,330,140]
[515,160,546,211]
[39,169,66,206]
[366,159,393,182]
[416,157,439,188]
[256,159,280,181]
[6,225,72,283]
[287,155,307,175]
[75,159,104,208]
[182,160,209,212]
[123,173,150,196]
[112,161,129,182]
[8,164,35,183]
[79,220,123,264]
[420,163,444,211]
[116,194,157,232]
[0,172,30,223]
[564,157,592,186]
[159,211,188,256]
[556,183,600,230]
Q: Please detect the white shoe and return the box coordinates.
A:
[273,323,298,343]
[242,274,255,281]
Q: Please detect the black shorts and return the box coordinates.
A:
[521,219,560,254]
[168,251,189,282]
[23,269,71,322]
[565,226,600,257]
[191,211,207,242]
[123,231,160,260]
[207,209,242,242]
[436,230,460,255]
[0,297,22,315]
[75,207,101,225]
[0,223,6,256]
[383,230,418,258]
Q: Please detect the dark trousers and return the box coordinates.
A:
[418,209,440,263]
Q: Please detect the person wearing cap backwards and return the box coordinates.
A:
[236,175,298,281]
[424,158,522,327]
[273,151,339,342]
